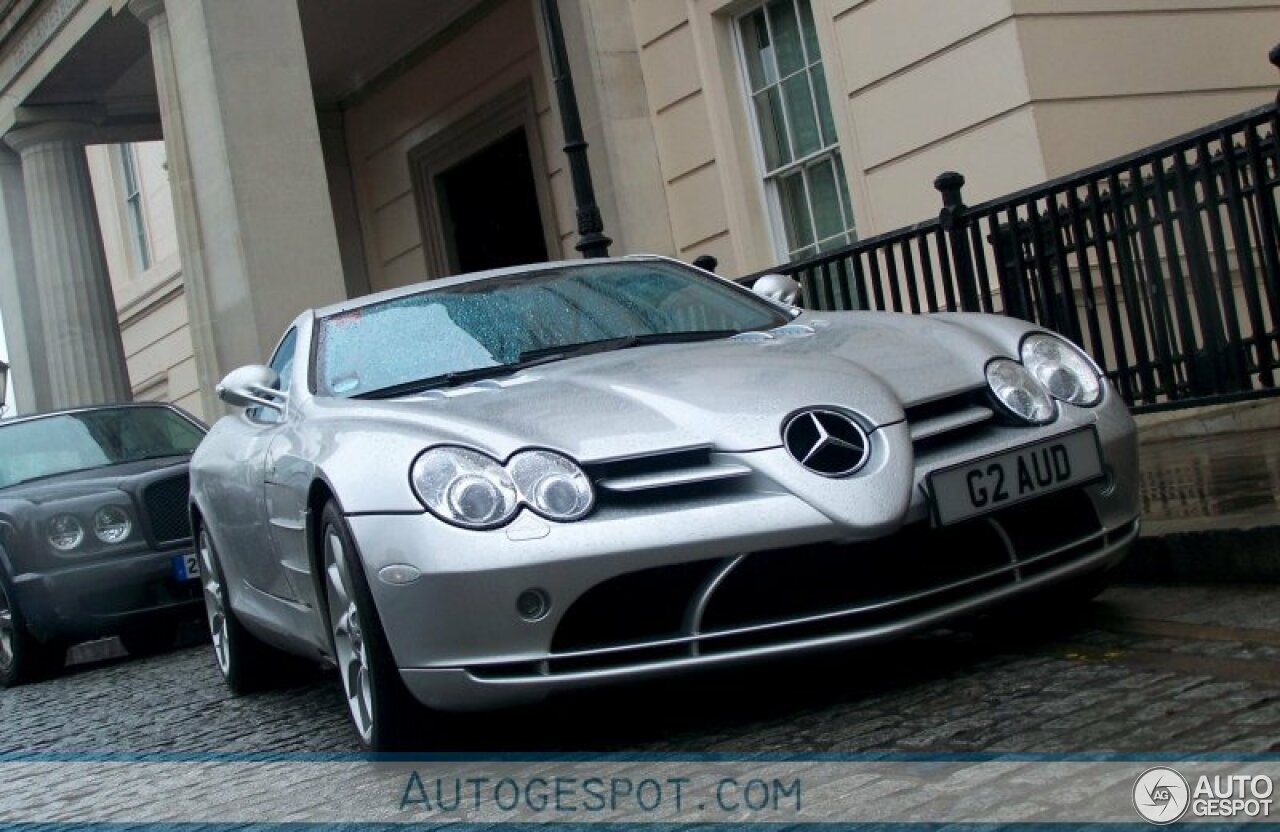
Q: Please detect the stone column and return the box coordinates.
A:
[317,108,371,301]
[0,146,52,414]
[129,0,220,420]
[130,0,346,383]
[5,123,131,408]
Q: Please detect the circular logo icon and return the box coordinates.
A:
[782,408,869,477]
[1133,766,1190,825]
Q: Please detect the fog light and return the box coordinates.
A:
[516,588,551,622]
[1099,465,1117,496]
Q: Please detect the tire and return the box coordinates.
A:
[319,500,421,751]
[196,526,277,694]
[0,572,65,687]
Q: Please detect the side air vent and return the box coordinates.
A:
[905,388,994,449]
[588,446,753,494]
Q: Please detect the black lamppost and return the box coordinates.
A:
[0,357,8,416]
[539,0,612,258]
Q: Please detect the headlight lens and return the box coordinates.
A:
[93,506,132,544]
[1020,333,1102,406]
[508,450,593,521]
[986,358,1056,424]
[47,514,85,551]
[411,447,518,529]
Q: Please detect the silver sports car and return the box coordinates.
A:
[189,255,1139,749]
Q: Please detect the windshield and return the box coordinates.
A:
[314,261,789,398]
[0,406,205,488]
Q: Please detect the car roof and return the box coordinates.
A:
[0,401,194,429]
[311,254,687,319]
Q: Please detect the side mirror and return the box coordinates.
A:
[216,365,286,412]
[752,273,802,307]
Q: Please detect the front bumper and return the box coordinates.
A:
[350,398,1141,712]
[398,517,1137,711]
[15,547,204,642]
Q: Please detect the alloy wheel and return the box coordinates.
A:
[325,525,374,744]
[198,530,231,675]
[0,581,13,672]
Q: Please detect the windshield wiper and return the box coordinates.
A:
[353,330,741,400]
[518,330,739,363]
[354,364,532,400]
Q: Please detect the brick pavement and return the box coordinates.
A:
[2,584,1278,753]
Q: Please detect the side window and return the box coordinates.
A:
[251,328,298,424]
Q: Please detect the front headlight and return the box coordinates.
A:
[93,506,132,544]
[986,358,1056,424]
[410,446,595,529]
[1020,333,1102,407]
[508,450,593,521]
[411,447,518,529]
[47,514,85,551]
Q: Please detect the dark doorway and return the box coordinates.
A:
[437,128,548,273]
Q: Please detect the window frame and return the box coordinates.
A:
[732,0,857,262]
[117,143,152,272]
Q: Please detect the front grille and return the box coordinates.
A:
[905,388,995,451]
[471,488,1125,680]
[587,446,754,504]
[142,473,192,546]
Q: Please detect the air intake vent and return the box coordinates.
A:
[589,447,752,494]
[905,388,994,448]
[142,473,192,546]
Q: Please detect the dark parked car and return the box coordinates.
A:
[0,402,207,685]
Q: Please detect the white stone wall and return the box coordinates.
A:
[86,141,203,421]
[624,0,1280,273]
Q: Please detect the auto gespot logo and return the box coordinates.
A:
[1134,766,1274,824]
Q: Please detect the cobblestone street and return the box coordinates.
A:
[3,583,1278,754]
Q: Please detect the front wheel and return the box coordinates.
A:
[320,500,420,751]
[0,573,65,687]
[197,527,277,693]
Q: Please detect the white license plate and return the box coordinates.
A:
[927,427,1104,526]
[172,552,201,581]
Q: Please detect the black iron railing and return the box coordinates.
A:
[742,104,1280,413]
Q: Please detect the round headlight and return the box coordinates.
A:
[1021,333,1102,407]
[93,506,132,544]
[47,514,85,552]
[508,450,593,521]
[411,447,518,529]
[986,358,1056,425]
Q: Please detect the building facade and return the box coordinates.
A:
[0,0,1275,419]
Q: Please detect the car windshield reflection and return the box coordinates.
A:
[0,406,205,489]
[314,261,787,399]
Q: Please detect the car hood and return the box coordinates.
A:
[0,455,191,505]
[309,312,1002,462]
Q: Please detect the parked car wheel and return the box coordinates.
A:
[197,526,276,694]
[0,572,65,686]
[320,501,419,751]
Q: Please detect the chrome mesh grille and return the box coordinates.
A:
[142,473,192,546]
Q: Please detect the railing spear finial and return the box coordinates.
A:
[1271,42,1280,107]
[934,171,980,311]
